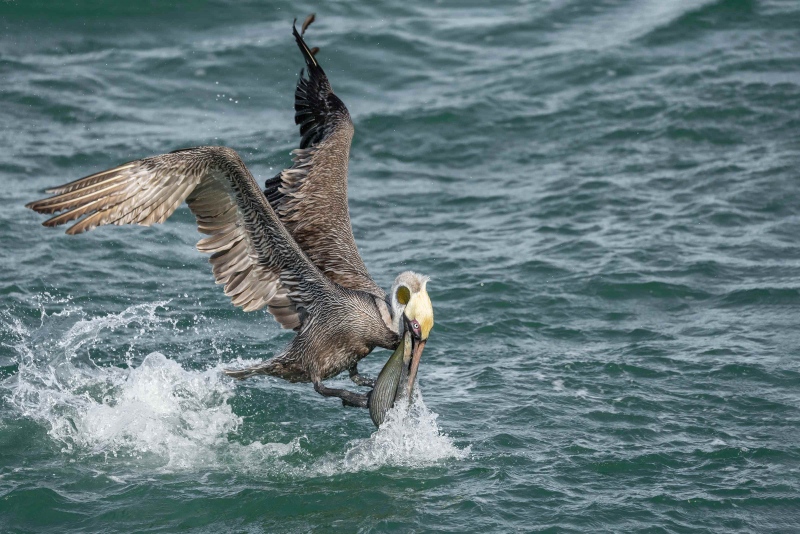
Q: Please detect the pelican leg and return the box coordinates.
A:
[348,364,376,388]
[313,381,369,408]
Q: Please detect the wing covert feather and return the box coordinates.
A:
[26,146,337,330]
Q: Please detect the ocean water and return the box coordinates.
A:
[2,0,800,531]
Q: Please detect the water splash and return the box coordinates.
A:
[65,353,242,468]
[335,392,470,473]
[1,299,468,475]
[3,302,241,468]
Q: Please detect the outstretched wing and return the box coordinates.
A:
[26,146,339,330]
[263,24,385,298]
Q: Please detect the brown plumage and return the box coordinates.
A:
[25,19,434,409]
[263,22,383,297]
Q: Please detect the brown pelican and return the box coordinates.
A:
[25,17,434,425]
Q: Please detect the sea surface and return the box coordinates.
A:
[2,0,800,532]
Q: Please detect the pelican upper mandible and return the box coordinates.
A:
[25,16,434,425]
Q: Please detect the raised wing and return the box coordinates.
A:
[25,146,339,330]
[263,24,385,298]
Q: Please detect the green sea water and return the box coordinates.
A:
[2,0,800,532]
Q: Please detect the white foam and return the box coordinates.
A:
[2,300,469,475]
[70,353,243,468]
[330,391,470,474]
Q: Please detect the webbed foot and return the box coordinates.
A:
[349,364,376,388]
[313,381,369,408]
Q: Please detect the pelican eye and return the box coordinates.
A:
[411,320,420,333]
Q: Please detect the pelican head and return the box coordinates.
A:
[390,271,434,338]
[392,271,433,394]
[369,271,434,426]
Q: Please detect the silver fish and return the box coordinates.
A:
[369,330,414,427]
